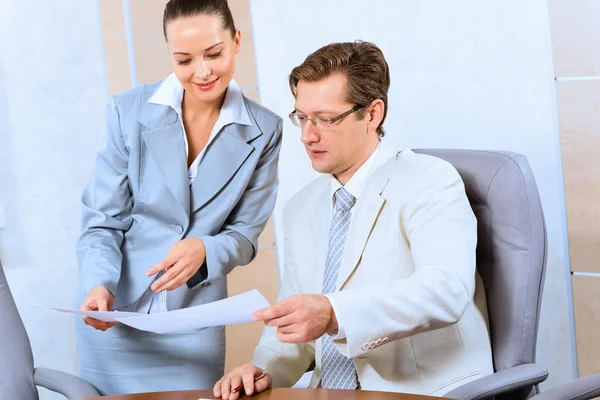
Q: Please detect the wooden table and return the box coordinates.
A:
[82,388,439,400]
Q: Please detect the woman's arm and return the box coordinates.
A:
[76,97,133,298]
[189,118,283,287]
[147,117,283,292]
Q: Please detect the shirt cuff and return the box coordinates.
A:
[186,261,208,289]
[325,294,346,340]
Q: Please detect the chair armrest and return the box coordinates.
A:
[444,363,549,400]
[33,368,99,399]
[531,374,600,400]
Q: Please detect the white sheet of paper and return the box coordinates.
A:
[115,289,270,333]
[35,305,143,322]
[38,290,270,332]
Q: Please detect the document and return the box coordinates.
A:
[39,289,270,333]
[117,289,270,333]
[36,307,142,322]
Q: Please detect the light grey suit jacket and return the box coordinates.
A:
[76,81,282,311]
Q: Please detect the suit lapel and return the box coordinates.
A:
[139,97,263,217]
[139,102,190,222]
[309,181,331,292]
[189,123,259,214]
[336,148,399,290]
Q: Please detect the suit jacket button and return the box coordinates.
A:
[375,339,383,346]
[361,343,369,351]
[173,224,183,234]
[382,337,389,344]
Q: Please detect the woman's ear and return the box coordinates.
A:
[234,30,241,53]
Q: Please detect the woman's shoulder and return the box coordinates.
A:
[109,80,164,112]
[242,95,283,134]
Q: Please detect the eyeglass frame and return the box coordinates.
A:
[288,104,365,130]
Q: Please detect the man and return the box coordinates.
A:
[214,41,493,399]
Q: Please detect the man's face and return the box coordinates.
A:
[294,73,372,178]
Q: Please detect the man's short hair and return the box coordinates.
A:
[289,41,391,137]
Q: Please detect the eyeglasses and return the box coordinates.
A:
[289,105,364,132]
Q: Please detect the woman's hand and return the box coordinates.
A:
[146,238,206,292]
[80,286,118,331]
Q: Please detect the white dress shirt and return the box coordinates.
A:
[148,73,253,185]
[325,141,388,339]
[123,74,253,314]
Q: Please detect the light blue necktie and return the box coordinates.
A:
[321,187,358,390]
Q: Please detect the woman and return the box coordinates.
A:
[74,0,282,395]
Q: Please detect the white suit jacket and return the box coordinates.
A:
[252,144,494,396]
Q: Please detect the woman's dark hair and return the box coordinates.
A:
[163,0,236,40]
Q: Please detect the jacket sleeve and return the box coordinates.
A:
[188,118,283,288]
[251,207,316,387]
[76,97,133,297]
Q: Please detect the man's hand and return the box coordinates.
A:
[214,364,271,400]
[146,238,206,292]
[253,294,338,343]
[79,286,117,331]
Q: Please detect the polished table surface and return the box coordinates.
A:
[81,388,442,400]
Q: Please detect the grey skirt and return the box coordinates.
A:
[75,318,225,395]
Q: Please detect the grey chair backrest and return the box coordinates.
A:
[0,259,39,399]
[415,150,548,398]
[0,260,99,399]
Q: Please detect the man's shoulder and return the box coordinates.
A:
[283,175,329,221]
[388,148,462,183]
[396,148,456,170]
[368,148,464,205]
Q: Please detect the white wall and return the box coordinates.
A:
[0,1,107,399]
[250,0,575,388]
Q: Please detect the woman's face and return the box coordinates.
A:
[165,14,240,105]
